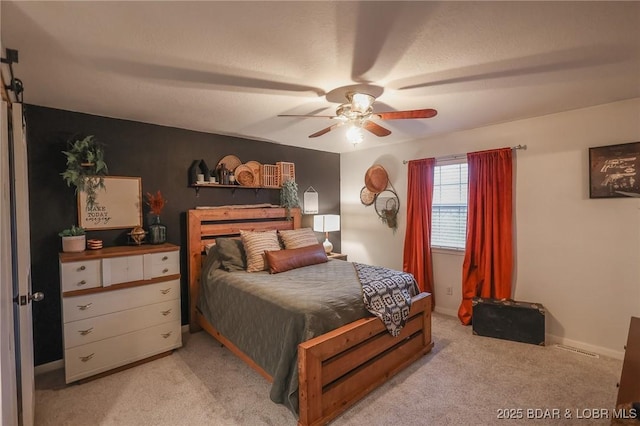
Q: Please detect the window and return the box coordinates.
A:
[431,161,468,250]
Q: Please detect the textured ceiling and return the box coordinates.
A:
[2,1,639,153]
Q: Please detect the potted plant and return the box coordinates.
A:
[280,179,300,219]
[58,225,86,253]
[60,135,108,208]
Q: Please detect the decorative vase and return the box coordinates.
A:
[148,215,167,244]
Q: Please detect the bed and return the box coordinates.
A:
[187,206,433,425]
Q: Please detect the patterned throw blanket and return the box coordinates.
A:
[353,262,419,337]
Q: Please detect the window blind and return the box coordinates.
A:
[432,162,468,250]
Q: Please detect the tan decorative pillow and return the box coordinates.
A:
[264,244,328,274]
[279,228,318,249]
[241,230,281,272]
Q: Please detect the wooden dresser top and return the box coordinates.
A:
[59,243,179,262]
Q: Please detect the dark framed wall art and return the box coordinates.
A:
[589,142,640,199]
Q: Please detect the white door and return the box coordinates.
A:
[1,102,38,426]
[0,101,19,425]
[11,103,37,426]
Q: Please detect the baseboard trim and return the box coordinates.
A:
[434,306,458,317]
[433,307,623,360]
[546,333,624,360]
[34,359,63,376]
[182,324,189,333]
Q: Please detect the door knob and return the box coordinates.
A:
[14,292,45,305]
[30,292,44,302]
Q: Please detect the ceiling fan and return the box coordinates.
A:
[278,92,437,143]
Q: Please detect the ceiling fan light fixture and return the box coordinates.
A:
[335,104,352,121]
[347,92,375,114]
[346,125,364,145]
[281,88,436,140]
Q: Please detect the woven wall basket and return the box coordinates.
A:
[364,164,389,194]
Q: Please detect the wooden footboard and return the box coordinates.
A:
[298,292,433,426]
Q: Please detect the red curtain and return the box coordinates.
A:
[458,148,513,325]
[403,158,436,307]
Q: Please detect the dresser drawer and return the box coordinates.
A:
[62,279,180,323]
[60,260,101,292]
[63,298,180,349]
[64,320,181,383]
[102,254,144,286]
[143,250,180,279]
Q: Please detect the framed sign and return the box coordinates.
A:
[303,187,319,214]
[78,176,142,230]
[589,142,640,198]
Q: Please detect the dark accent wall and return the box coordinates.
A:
[25,105,341,366]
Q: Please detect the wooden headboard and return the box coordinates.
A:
[187,206,301,332]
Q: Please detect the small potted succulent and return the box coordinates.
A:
[58,225,86,253]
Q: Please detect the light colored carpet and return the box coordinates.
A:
[35,313,623,425]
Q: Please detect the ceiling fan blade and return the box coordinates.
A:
[375,109,438,120]
[363,121,392,137]
[309,124,341,138]
[278,114,337,119]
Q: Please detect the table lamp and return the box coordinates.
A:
[313,214,340,254]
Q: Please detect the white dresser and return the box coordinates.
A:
[59,243,182,383]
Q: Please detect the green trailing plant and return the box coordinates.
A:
[60,135,108,208]
[58,225,86,237]
[280,179,300,219]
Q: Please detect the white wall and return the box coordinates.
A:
[341,98,640,359]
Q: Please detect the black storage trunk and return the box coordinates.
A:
[472,297,545,346]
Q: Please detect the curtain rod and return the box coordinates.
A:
[402,144,527,164]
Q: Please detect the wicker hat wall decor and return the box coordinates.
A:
[361,164,400,231]
[360,186,376,206]
[364,164,389,194]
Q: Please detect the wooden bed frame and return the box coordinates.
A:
[187,206,433,426]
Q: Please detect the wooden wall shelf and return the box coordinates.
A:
[190,183,280,196]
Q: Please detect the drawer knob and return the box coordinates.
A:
[161,332,172,339]
[78,265,86,271]
[161,309,172,316]
[79,327,93,336]
[162,268,169,274]
[162,256,168,261]
[78,280,87,286]
[80,353,95,362]
[77,303,92,311]
[160,288,171,295]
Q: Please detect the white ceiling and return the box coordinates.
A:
[2,1,639,153]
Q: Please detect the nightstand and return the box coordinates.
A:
[327,252,347,261]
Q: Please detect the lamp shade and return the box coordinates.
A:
[313,214,340,233]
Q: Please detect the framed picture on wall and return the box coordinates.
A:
[589,142,640,199]
[78,176,142,229]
